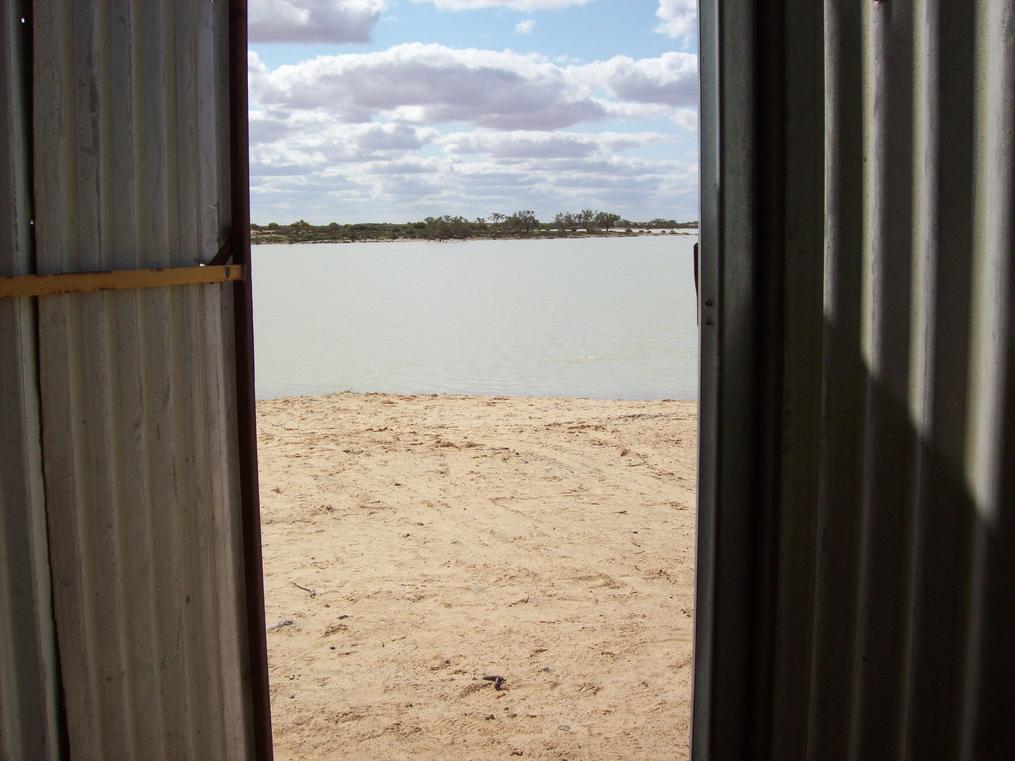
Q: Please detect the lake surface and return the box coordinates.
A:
[252,236,699,400]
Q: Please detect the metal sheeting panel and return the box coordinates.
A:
[0,4,61,761]
[695,1,1015,759]
[30,2,253,758]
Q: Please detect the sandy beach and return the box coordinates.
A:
[258,393,697,760]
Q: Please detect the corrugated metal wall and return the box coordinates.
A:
[695,1,1014,760]
[1,2,267,759]
[0,5,61,761]
[33,2,252,758]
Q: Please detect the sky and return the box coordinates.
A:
[248,0,699,224]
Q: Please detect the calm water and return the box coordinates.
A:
[252,236,699,400]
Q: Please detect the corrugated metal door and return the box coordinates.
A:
[694,2,1014,760]
[1,2,270,759]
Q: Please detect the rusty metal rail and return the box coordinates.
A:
[0,264,244,299]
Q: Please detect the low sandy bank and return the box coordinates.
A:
[258,393,697,760]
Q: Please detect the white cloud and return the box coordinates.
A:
[249,0,388,43]
[655,0,697,42]
[515,19,535,34]
[672,108,698,132]
[575,52,698,106]
[250,117,696,222]
[250,45,609,130]
[441,130,667,159]
[251,147,697,223]
[250,46,697,131]
[414,0,588,10]
[250,114,438,167]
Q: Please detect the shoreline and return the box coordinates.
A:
[259,392,698,760]
[256,390,699,403]
[251,231,699,245]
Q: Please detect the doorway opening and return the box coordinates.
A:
[248,3,701,759]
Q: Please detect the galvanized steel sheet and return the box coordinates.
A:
[15,1,254,758]
[696,2,1014,759]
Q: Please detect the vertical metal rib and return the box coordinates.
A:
[848,3,918,758]
[901,2,978,758]
[767,1,825,757]
[807,3,866,758]
[960,2,1015,758]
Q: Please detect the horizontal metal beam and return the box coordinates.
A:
[0,264,243,298]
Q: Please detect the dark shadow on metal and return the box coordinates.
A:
[229,1,274,758]
[694,1,1015,759]
[693,241,700,325]
[17,0,71,756]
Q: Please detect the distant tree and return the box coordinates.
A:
[595,211,621,231]
[423,216,445,239]
[507,210,538,234]
[488,212,506,226]
[447,216,470,238]
[578,208,596,230]
[647,218,678,229]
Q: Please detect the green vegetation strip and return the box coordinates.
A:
[251,210,698,244]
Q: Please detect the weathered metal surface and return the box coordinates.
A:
[695,1,1015,759]
[0,4,61,760]
[0,264,244,299]
[26,1,257,758]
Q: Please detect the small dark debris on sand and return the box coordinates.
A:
[483,675,507,690]
[268,618,294,632]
